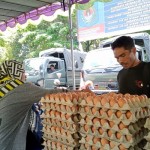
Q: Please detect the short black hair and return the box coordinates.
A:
[111,36,135,51]
[50,64,54,67]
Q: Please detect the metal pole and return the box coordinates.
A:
[68,1,76,90]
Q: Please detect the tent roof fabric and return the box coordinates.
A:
[0,0,89,31]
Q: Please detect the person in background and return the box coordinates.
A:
[111,36,150,97]
[47,64,55,73]
[0,60,65,150]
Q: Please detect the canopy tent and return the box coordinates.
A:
[0,0,90,32]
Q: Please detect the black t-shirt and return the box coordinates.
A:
[117,61,150,97]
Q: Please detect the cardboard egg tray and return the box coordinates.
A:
[42,118,79,132]
[144,117,150,130]
[41,111,81,124]
[79,107,150,125]
[43,139,80,150]
[80,143,142,150]
[41,97,76,107]
[79,126,148,144]
[43,132,80,147]
[144,132,150,142]
[80,96,150,110]
[143,142,150,150]
[42,125,80,140]
[41,104,79,114]
[79,116,145,134]
[79,135,145,149]
[80,129,147,146]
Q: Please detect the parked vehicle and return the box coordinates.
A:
[24,48,86,89]
[100,32,150,61]
[80,45,149,93]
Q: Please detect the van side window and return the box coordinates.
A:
[134,39,144,47]
[103,43,111,48]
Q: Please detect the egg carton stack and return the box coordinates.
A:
[143,117,150,149]
[79,93,150,150]
[40,91,95,150]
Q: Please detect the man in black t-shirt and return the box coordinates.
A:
[111,36,150,97]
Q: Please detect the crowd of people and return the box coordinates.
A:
[0,36,150,150]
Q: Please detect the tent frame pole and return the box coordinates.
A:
[68,1,76,90]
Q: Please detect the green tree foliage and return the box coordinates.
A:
[8,12,79,62]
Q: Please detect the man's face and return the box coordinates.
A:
[113,47,136,69]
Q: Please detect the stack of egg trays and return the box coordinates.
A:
[40,92,81,149]
[78,94,150,150]
[143,116,150,149]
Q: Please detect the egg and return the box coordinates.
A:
[99,109,105,116]
[84,106,90,113]
[86,96,93,104]
[51,126,56,132]
[54,94,60,102]
[85,116,90,123]
[107,129,113,137]
[61,113,66,119]
[126,110,132,119]
[109,98,117,107]
[60,93,66,101]
[84,124,89,132]
[116,132,122,139]
[118,144,127,150]
[126,135,132,141]
[50,110,55,116]
[107,109,113,117]
[86,135,91,142]
[72,93,78,102]
[65,114,71,120]
[65,93,72,102]
[98,127,104,135]
[110,141,115,149]
[51,141,56,147]
[109,121,115,128]
[118,122,127,130]
[117,98,126,108]
[71,106,78,112]
[49,94,54,101]
[124,93,131,98]
[84,143,89,149]
[55,111,61,118]
[100,98,108,106]
[45,103,50,108]
[55,127,60,133]
[91,107,97,115]
[93,137,101,144]
[101,138,109,146]
[93,118,100,124]
[60,104,66,111]
[91,146,97,150]
[116,93,123,99]
[93,96,101,105]
[116,110,122,118]
[142,94,148,100]
[66,105,71,112]
[91,126,96,133]
[100,119,107,126]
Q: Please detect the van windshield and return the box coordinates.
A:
[83,49,120,70]
[24,58,44,72]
